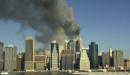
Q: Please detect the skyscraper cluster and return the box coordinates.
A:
[0,37,129,72]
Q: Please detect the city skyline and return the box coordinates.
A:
[0,0,130,58]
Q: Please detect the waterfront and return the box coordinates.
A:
[5,71,130,75]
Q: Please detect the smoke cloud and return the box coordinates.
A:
[0,0,80,47]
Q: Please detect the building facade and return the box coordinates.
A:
[35,55,46,71]
[124,59,130,70]
[4,45,17,71]
[80,48,90,71]
[61,49,73,70]
[0,42,4,70]
[25,37,35,71]
[112,50,124,69]
[50,41,59,70]
[102,52,110,68]
[89,42,98,69]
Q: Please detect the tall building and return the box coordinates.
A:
[16,53,24,71]
[109,48,113,66]
[112,50,124,69]
[4,45,17,71]
[80,48,90,71]
[124,59,130,70]
[109,48,112,57]
[89,42,98,69]
[98,52,102,68]
[75,38,83,69]
[25,37,35,71]
[61,51,73,70]
[0,42,4,70]
[102,52,110,68]
[67,40,75,54]
[50,40,59,70]
[67,40,76,69]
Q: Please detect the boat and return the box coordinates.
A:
[0,71,9,75]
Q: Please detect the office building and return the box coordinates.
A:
[102,52,110,68]
[25,37,35,71]
[124,59,130,70]
[80,48,90,71]
[89,42,98,69]
[17,53,25,71]
[50,40,59,70]
[75,38,83,69]
[35,55,46,71]
[109,48,113,66]
[61,50,73,70]
[67,40,76,68]
[4,45,17,71]
[0,42,4,70]
[112,50,124,69]
[98,53,102,68]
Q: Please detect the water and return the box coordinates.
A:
[7,72,130,75]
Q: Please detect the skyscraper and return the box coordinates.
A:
[4,45,17,71]
[0,42,4,70]
[112,50,124,69]
[17,53,24,71]
[50,40,59,70]
[102,52,110,68]
[61,52,73,70]
[89,42,98,69]
[80,48,90,71]
[25,37,35,71]
[67,40,76,69]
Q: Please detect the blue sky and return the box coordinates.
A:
[0,0,130,58]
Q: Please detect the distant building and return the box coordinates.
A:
[35,55,46,71]
[109,48,113,66]
[98,52,102,68]
[67,40,75,57]
[102,52,110,68]
[89,42,99,69]
[80,48,90,71]
[50,40,59,70]
[0,42,4,70]
[17,53,24,71]
[75,38,83,69]
[61,50,73,70]
[25,37,35,71]
[124,59,130,70]
[112,50,124,69]
[4,45,17,71]
[109,48,112,58]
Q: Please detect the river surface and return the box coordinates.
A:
[7,71,130,75]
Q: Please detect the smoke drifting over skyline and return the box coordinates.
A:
[0,0,80,47]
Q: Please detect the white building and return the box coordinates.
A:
[80,48,90,71]
[50,41,59,70]
[4,45,17,71]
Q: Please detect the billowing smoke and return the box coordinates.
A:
[0,0,80,47]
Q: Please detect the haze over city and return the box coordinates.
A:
[0,0,130,58]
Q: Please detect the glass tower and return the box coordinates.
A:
[89,42,98,69]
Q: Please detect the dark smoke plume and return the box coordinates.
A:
[0,0,80,47]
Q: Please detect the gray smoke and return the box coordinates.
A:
[0,0,80,47]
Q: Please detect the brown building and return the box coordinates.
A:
[34,55,46,71]
[102,52,110,68]
[25,37,35,71]
[112,50,124,69]
[124,59,130,70]
[16,53,24,71]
